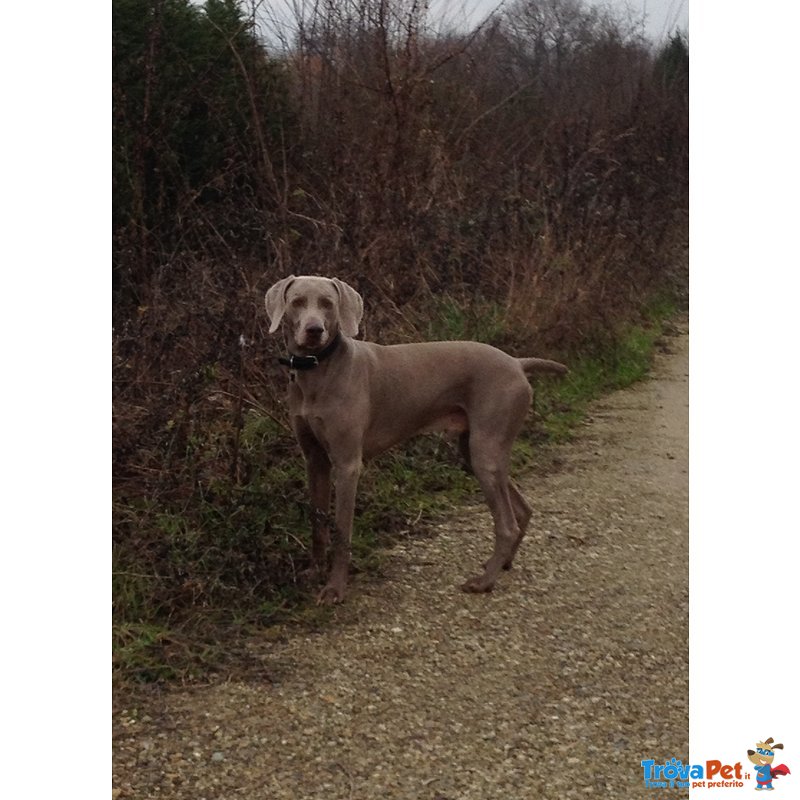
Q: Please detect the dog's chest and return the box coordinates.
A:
[289,381,327,416]
[289,383,338,437]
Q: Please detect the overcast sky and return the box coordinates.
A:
[631,0,688,41]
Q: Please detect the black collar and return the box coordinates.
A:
[278,333,342,371]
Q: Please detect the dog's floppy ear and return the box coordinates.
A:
[332,278,363,337]
[265,275,296,334]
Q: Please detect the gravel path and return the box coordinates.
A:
[114,324,688,800]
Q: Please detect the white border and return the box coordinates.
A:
[1,1,108,796]
[690,1,799,795]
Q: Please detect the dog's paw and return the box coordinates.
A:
[460,575,495,593]
[316,582,346,605]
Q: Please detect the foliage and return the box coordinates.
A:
[113,0,292,306]
[655,30,690,88]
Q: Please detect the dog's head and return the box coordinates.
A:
[265,275,363,352]
[747,738,783,766]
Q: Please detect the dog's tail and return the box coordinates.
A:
[518,357,569,376]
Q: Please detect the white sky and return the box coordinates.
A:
[635,0,688,40]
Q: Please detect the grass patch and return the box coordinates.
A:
[532,309,675,443]
[113,429,477,684]
[424,295,507,343]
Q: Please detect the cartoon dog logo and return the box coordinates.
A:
[747,738,790,790]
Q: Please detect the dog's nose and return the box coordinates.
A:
[305,323,324,338]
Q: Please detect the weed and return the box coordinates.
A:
[532,303,677,443]
[425,296,508,345]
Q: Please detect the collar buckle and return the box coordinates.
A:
[290,354,318,369]
[278,334,341,372]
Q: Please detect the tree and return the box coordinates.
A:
[113,0,291,303]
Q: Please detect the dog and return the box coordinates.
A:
[265,275,567,604]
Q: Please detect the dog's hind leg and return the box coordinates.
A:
[461,378,533,591]
[465,428,533,571]
[504,480,532,569]
[460,429,522,593]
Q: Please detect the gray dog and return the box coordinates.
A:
[266,275,567,604]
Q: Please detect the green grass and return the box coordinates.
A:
[532,316,672,443]
[425,295,507,343]
[113,622,180,683]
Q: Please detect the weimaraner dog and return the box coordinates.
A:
[266,275,567,604]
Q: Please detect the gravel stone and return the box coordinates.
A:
[113,325,689,799]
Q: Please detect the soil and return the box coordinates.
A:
[113,323,689,800]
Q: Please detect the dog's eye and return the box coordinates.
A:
[290,297,307,308]
[319,298,334,310]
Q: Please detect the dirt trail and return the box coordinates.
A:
[114,324,689,800]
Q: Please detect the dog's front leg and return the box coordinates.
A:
[306,447,332,578]
[317,456,362,605]
[295,423,332,579]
